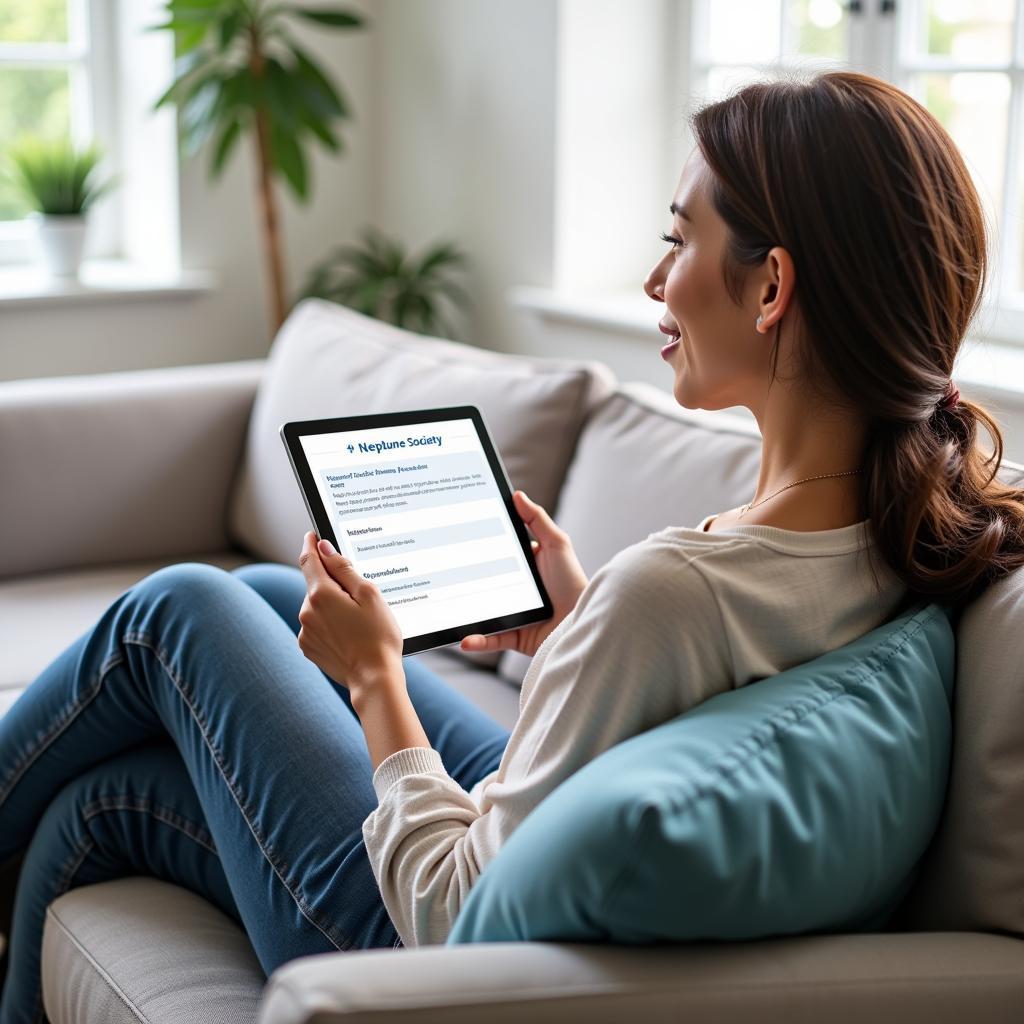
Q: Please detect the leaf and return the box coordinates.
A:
[433,278,472,308]
[218,9,243,48]
[220,66,259,113]
[175,21,212,55]
[416,241,467,277]
[288,7,365,30]
[6,137,115,214]
[287,41,348,118]
[168,0,229,10]
[270,124,308,199]
[180,78,226,157]
[297,107,340,151]
[263,57,298,128]
[382,236,405,276]
[152,46,211,109]
[211,118,241,174]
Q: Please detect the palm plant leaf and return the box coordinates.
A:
[269,122,308,199]
[416,241,468,277]
[180,77,227,156]
[287,40,350,119]
[211,118,241,174]
[290,7,365,30]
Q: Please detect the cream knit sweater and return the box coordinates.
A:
[361,514,909,947]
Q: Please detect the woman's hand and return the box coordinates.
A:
[460,490,589,659]
[297,531,404,696]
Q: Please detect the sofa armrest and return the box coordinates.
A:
[0,359,265,579]
[258,932,1024,1024]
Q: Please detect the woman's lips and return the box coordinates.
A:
[659,323,681,360]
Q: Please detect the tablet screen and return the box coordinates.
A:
[292,412,547,650]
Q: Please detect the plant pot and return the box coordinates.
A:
[29,212,89,278]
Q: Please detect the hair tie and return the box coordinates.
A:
[937,381,960,411]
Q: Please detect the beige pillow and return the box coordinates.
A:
[226,298,616,668]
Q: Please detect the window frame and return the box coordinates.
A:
[685,0,1024,348]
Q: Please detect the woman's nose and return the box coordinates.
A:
[643,265,665,302]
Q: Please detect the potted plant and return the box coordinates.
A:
[299,226,472,340]
[149,0,367,335]
[6,137,117,278]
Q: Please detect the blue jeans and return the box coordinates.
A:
[0,562,511,1024]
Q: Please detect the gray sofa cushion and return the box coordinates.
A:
[225,298,616,670]
[42,877,266,1024]
[499,383,763,687]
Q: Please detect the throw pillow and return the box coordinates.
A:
[447,601,954,944]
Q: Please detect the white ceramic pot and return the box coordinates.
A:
[29,212,89,278]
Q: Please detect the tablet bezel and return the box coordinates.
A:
[279,404,555,657]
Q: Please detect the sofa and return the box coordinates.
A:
[2,297,1023,1023]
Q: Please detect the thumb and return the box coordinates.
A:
[461,632,507,652]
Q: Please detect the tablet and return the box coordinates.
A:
[279,405,554,656]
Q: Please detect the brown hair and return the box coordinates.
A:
[689,69,1024,611]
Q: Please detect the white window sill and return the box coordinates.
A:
[508,285,1024,406]
[0,259,218,310]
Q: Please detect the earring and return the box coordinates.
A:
[755,315,763,328]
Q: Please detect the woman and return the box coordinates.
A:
[3,68,1024,1022]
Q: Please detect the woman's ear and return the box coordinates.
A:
[756,246,796,331]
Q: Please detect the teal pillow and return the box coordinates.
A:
[447,601,955,945]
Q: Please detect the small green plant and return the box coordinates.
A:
[6,137,116,215]
[300,227,472,340]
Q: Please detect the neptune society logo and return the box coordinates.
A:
[346,443,355,453]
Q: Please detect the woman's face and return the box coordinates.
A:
[644,148,776,412]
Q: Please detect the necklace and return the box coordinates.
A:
[737,469,863,519]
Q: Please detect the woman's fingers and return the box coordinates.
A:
[514,491,565,546]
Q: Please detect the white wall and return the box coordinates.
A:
[369,0,559,355]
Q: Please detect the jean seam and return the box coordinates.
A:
[0,654,125,811]
[81,796,219,857]
[121,633,355,953]
[30,833,96,1024]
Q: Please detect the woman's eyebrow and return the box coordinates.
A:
[669,202,692,221]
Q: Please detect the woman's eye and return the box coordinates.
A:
[659,231,686,250]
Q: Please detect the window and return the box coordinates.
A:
[0,0,120,264]
[687,0,1024,345]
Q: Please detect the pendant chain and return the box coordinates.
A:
[737,469,863,519]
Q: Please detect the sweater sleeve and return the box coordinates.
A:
[360,539,731,948]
